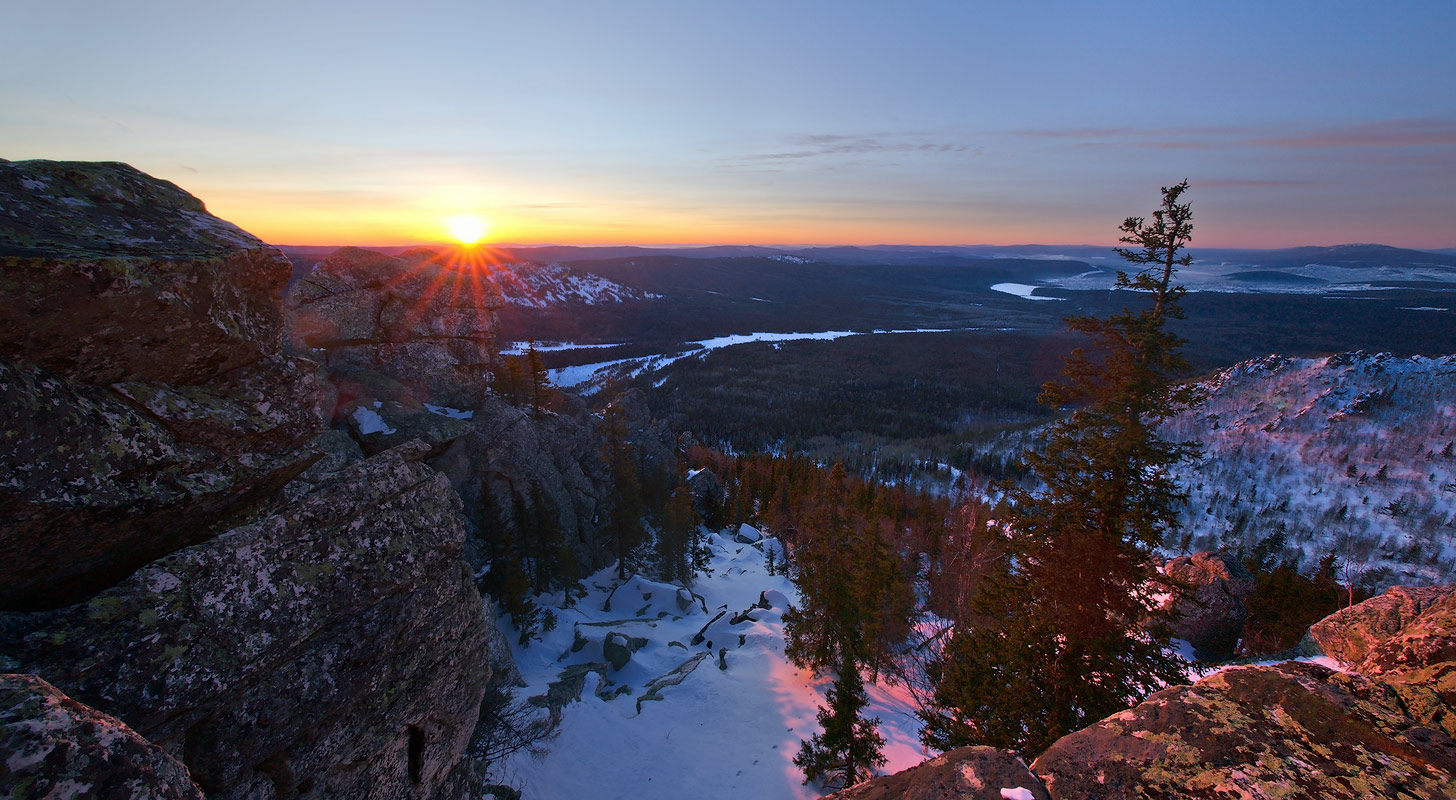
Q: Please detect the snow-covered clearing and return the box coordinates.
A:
[497,529,929,799]
[549,328,972,391]
[989,283,1063,301]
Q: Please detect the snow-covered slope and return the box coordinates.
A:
[496,529,928,799]
[1166,352,1456,586]
[495,262,659,308]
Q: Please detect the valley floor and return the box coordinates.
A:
[496,530,928,799]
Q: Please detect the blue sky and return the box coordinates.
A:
[3,1,1453,247]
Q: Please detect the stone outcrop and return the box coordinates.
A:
[7,442,492,800]
[285,246,504,410]
[825,746,1048,800]
[1309,585,1455,668]
[433,396,610,569]
[855,586,1456,800]
[1,673,206,799]
[1032,661,1456,799]
[1161,550,1258,661]
[0,161,507,799]
[0,160,329,610]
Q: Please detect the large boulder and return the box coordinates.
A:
[0,160,328,610]
[1161,550,1257,661]
[826,746,1048,800]
[1,673,205,799]
[1032,661,1456,799]
[286,246,504,409]
[1309,585,1456,668]
[5,442,492,800]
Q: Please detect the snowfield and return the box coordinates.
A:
[496,529,930,799]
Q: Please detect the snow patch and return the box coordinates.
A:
[350,406,396,435]
[423,404,473,420]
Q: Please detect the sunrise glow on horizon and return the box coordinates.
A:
[3,2,1453,251]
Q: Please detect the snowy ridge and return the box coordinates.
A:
[494,262,660,308]
[497,530,927,798]
[1166,352,1456,586]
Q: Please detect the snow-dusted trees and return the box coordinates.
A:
[922,182,1200,755]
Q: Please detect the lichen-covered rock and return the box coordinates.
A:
[286,246,504,409]
[825,746,1048,800]
[1,672,205,799]
[0,160,291,386]
[1358,590,1456,682]
[0,357,323,610]
[1310,585,1456,668]
[7,443,492,800]
[1031,661,1456,799]
[0,160,329,610]
[1161,550,1258,661]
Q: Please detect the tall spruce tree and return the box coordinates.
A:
[601,401,646,579]
[793,664,886,790]
[784,463,908,787]
[922,181,1200,755]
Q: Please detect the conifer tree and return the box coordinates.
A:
[601,401,646,579]
[526,339,552,416]
[656,477,701,585]
[784,462,908,787]
[923,181,1200,755]
[793,665,885,790]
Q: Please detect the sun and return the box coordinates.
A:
[446,214,489,245]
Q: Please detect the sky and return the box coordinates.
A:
[3,1,1454,248]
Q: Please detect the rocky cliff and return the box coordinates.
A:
[0,160,497,799]
[285,245,504,411]
[833,584,1456,800]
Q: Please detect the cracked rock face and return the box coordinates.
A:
[0,160,328,610]
[1,673,206,800]
[286,246,504,410]
[7,443,492,800]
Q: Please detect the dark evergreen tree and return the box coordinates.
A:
[792,665,885,790]
[783,463,910,787]
[923,181,1200,755]
[526,339,552,416]
[656,477,701,585]
[601,401,646,579]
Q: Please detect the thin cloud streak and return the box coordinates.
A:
[1000,119,1456,151]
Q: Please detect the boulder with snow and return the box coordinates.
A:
[1161,550,1257,661]
[734,523,764,544]
[603,631,648,671]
